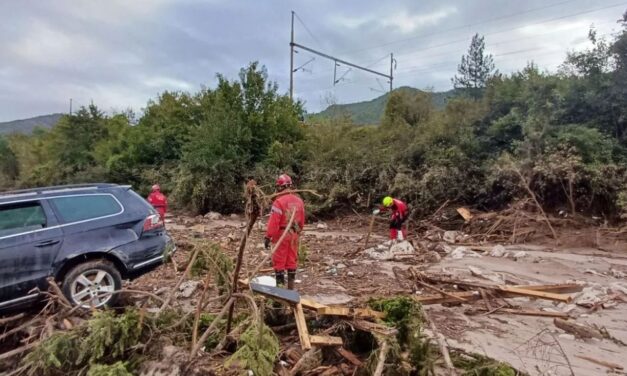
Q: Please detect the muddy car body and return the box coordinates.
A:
[0,183,174,310]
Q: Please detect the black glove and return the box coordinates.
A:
[264,237,271,250]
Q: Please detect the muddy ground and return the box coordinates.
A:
[126,211,627,376]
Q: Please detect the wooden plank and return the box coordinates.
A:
[554,318,603,340]
[309,335,343,346]
[351,320,397,337]
[413,283,582,305]
[293,303,311,350]
[457,207,473,222]
[474,307,570,318]
[336,348,363,366]
[300,297,328,311]
[497,285,572,303]
[317,307,385,320]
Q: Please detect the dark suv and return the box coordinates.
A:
[0,184,174,310]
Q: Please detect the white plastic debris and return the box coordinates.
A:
[251,276,277,287]
[316,222,328,229]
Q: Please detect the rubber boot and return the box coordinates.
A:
[275,270,285,287]
[287,269,296,290]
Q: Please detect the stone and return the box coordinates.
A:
[425,251,442,262]
[489,244,506,257]
[512,251,527,260]
[205,211,222,220]
[178,280,201,298]
[316,222,328,229]
[347,271,355,276]
[609,282,627,295]
[365,240,415,261]
[336,263,347,269]
[443,230,460,244]
[449,246,481,259]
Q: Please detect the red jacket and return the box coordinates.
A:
[381,198,408,221]
[147,191,168,218]
[266,193,305,241]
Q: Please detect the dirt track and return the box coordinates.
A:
[129,213,627,376]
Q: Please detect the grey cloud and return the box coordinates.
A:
[0,0,625,121]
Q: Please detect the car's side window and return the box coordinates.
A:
[50,195,122,224]
[0,202,47,237]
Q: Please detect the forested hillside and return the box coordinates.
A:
[0,113,63,135]
[1,18,626,220]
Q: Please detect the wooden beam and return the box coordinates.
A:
[497,285,572,303]
[309,335,343,346]
[317,307,385,320]
[472,307,570,318]
[293,303,311,350]
[413,283,582,305]
[575,355,624,370]
[336,348,363,366]
[299,297,328,311]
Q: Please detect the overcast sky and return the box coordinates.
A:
[1,0,625,121]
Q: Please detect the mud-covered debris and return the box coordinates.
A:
[443,230,461,244]
[489,244,507,257]
[205,211,222,220]
[364,240,415,260]
[178,280,201,298]
[512,251,528,260]
[449,246,481,259]
[316,222,328,229]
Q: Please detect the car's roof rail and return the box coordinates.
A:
[0,183,121,197]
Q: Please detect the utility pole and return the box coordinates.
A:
[389,53,394,92]
[289,10,295,100]
[69,98,73,115]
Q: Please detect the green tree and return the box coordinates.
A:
[452,33,496,96]
[0,136,19,187]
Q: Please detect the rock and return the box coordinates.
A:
[425,251,442,262]
[326,267,338,275]
[316,222,328,229]
[227,232,237,242]
[443,230,460,244]
[489,244,506,257]
[449,246,481,259]
[178,280,201,298]
[609,282,627,295]
[205,211,222,220]
[609,269,626,278]
[347,271,355,276]
[336,263,347,269]
[574,285,608,307]
[512,251,527,260]
[389,240,415,254]
[230,213,239,219]
[365,240,415,261]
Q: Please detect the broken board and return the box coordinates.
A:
[317,306,385,320]
[248,283,300,304]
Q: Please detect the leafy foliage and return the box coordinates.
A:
[225,322,280,376]
[453,33,497,95]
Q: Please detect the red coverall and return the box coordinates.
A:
[266,193,305,271]
[147,191,168,223]
[381,198,408,240]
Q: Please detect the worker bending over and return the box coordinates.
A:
[374,196,408,240]
[147,184,168,224]
[264,174,305,290]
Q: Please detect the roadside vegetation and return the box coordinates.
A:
[1,14,626,221]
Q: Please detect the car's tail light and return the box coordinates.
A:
[143,214,163,233]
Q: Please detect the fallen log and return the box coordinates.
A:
[336,348,363,366]
[554,318,603,340]
[467,307,570,318]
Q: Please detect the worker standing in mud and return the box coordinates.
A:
[147,184,168,224]
[264,174,305,290]
[374,196,408,241]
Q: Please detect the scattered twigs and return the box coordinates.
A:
[192,272,214,349]
[422,310,457,375]
[415,278,467,303]
[226,179,261,333]
[0,317,43,342]
[190,297,235,358]
[511,166,558,242]
[372,337,389,376]
[0,341,39,361]
[0,313,25,325]
[160,247,200,312]
[45,277,72,309]
[575,354,624,370]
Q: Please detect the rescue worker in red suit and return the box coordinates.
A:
[374,196,408,240]
[147,184,168,224]
[264,174,305,290]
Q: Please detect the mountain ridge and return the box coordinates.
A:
[0,113,64,135]
[310,86,457,124]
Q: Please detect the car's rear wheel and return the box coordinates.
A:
[61,260,122,309]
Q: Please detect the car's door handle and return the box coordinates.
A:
[35,240,60,247]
